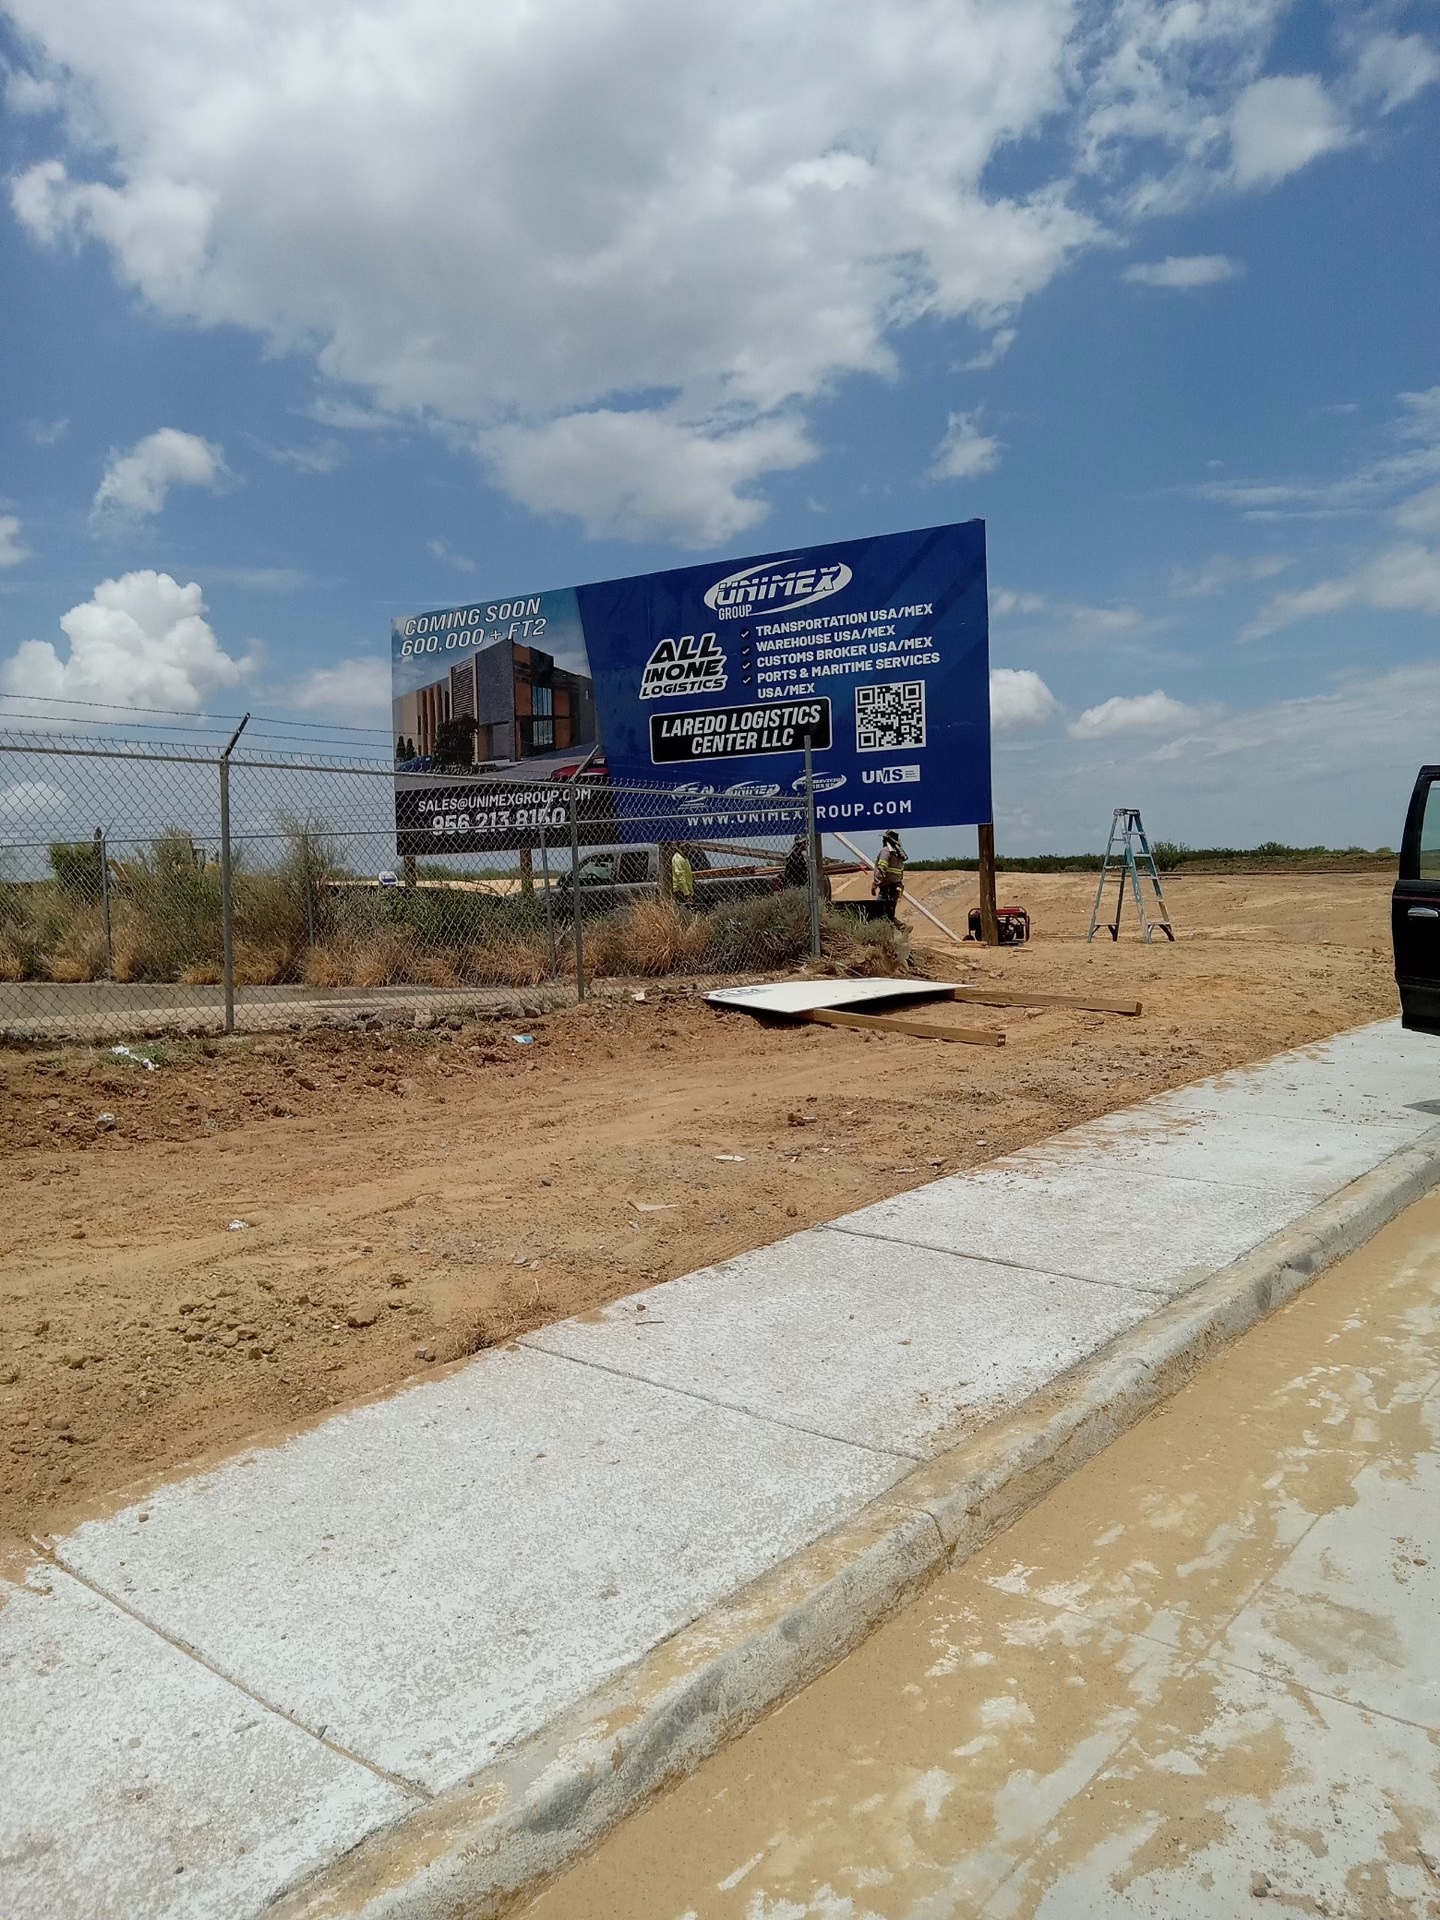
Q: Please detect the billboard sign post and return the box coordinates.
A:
[391,519,990,854]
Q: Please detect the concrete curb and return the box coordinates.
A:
[269,1125,1440,1920]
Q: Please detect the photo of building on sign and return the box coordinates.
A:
[392,640,597,772]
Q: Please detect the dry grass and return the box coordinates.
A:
[0,838,910,994]
[43,912,110,984]
[588,900,711,977]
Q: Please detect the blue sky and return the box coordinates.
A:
[1,0,1437,854]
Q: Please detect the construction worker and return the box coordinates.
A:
[783,831,809,890]
[671,846,695,903]
[872,829,907,920]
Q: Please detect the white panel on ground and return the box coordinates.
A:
[54,1346,905,1796]
[526,1231,1151,1458]
[0,1567,411,1920]
[705,978,960,1015]
[832,1161,1303,1297]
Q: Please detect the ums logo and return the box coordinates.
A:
[704,557,852,622]
[640,632,727,699]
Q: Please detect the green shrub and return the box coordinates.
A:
[48,840,106,900]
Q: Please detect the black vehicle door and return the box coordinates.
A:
[1393,765,1440,1034]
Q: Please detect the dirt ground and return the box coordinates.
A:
[0,871,1399,1545]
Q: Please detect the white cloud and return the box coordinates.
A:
[0,0,1226,546]
[303,398,404,433]
[8,2,1414,545]
[91,428,225,524]
[990,589,1048,617]
[1067,606,1143,640]
[1070,690,1199,738]
[485,409,815,547]
[268,440,344,475]
[291,657,391,726]
[0,571,249,717]
[1169,552,1289,598]
[201,566,307,590]
[997,663,1440,853]
[930,411,1002,482]
[1229,75,1349,188]
[989,667,1059,731]
[0,516,31,569]
[1394,485,1440,540]
[426,538,476,575]
[1398,385,1440,445]
[1209,389,1440,637]
[987,587,1144,644]
[1243,544,1440,639]
[1076,5,1359,216]
[25,417,68,445]
[1201,383,1440,517]
[1351,33,1440,115]
[1123,254,1240,289]
[7,0,1095,545]
[959,328,1017,372]
[0,779,69,822]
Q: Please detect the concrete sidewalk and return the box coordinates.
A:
[5,1020,1440,1919]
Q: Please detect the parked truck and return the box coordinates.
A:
[1394,767,1440,1033]
[554,844,780,917]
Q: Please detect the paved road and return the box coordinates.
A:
[523,1186,1440,1919]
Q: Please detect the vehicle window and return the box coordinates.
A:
[1423,782,1440,879]
[578,859,611,884]
[618,852,649,883]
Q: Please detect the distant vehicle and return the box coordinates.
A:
[554,844,776,916]
[378,870,400,889]
[1394,768,1440,1033]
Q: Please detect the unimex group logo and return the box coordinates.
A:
[640,631,728,699]
[703,557,853,622]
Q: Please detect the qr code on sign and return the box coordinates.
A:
[855,680,926,751]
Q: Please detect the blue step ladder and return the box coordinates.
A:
[1087,807,1175,944]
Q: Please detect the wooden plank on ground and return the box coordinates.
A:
[798,1007,1004,1047]
[945,986,1142,1016]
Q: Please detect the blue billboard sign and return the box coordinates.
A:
[391,520,989,852]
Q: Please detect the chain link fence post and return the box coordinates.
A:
[803,734,822,961]
[94,825,113,978]
[538,825,558,978]
[567,782,586,1001]
[218,714,250,1035]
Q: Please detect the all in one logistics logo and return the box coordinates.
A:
[640,631,727,699]
[703,557,852,621]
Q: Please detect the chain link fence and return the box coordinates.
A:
[0,731,908,1040]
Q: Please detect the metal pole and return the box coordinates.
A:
[539,826,558,977]
[95,826,113,977]
[218,713,250,1035]
[568,783,586,1001]
[977,821,1001,947]
[803,735,821,960]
